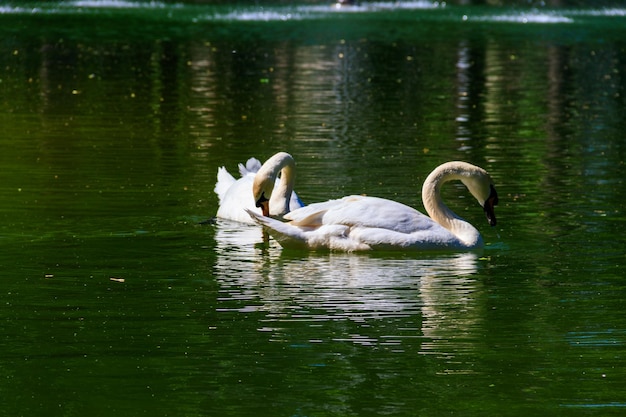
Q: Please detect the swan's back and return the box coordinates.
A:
[286,195,436,233]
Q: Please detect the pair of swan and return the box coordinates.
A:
[215,153,498,251]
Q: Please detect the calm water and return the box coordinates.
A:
[1,1,626,415]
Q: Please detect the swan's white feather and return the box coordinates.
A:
[286,196,435,232]
[246,197,460,251]
[214,166,237,205]
[238,157,262,177]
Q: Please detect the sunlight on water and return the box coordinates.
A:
[198,4,626,24]
[584,8,626,16]
[467,12,574,24]
[71,0,170,7]
[212,1,441,22]
[2,0,625,28]
[0,1,174,16]
[566,330,625,347]
[561,403,626,409]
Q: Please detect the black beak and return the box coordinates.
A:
[255,193,270,217]
[483,184,498,226]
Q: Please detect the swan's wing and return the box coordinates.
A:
[336,199,433,233]
[283,197,348,223]
[216,172,258,223]
[214,167,237,204]
[289,209,328,228]
[246,209,355,250]
[286,195,434,233]
[238,157,262,177]
[349,224,462,251]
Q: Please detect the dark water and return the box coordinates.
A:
[1,1,626,415]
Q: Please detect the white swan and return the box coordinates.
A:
[245,161,498,251]
[214,152,304,224]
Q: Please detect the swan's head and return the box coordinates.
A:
[461,168,498,227]
[482,184,499,226]
[251,152,296,217]
[252,174,274,217]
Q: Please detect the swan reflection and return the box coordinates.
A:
[214,221,484,368]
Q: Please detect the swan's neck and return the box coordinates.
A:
[270,164,295,215]
[258,153,296,216]
[421,165,482,248]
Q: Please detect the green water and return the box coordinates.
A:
[1,1,626,415]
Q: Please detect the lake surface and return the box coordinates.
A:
[1,1,626,415]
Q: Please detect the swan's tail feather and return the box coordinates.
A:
[245,209,310,249]
[239,157,262,177]
[214,167,236,203]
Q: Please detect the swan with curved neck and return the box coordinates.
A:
[251,152,298,217]
[246,161,498,251]
[214,152,303,224]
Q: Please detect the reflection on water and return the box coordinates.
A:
[214,220,482,369]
